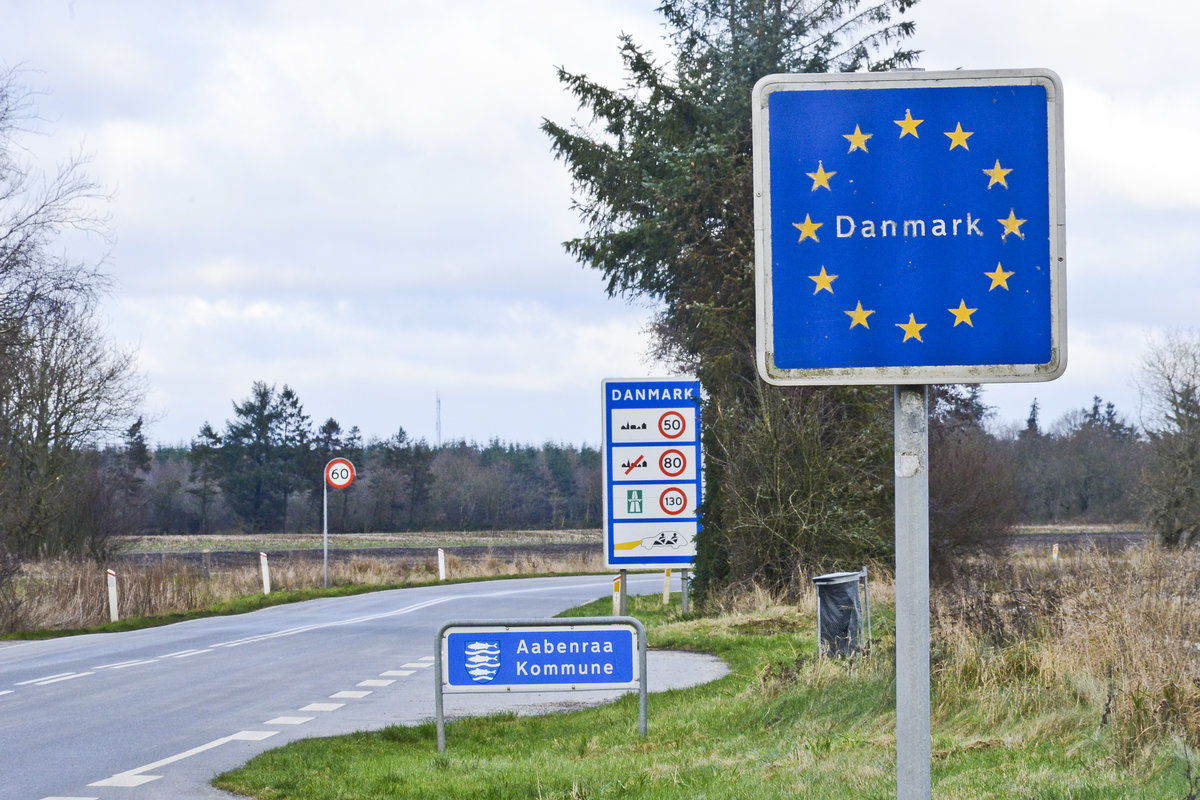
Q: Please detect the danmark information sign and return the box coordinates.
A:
[753,69,1065,385]
[602,378,702,568]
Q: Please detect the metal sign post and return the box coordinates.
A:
[894,386,930,798]
[323,458,356,589]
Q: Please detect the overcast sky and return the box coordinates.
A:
[2,0,1196,447]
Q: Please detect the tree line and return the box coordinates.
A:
[135,381,601,537]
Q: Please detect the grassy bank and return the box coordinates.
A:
[112,529,600,554]
[215,547,1200,799]
[2,545,603,635]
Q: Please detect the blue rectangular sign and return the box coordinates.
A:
[443,625,637,692]
[602,378,702,568]
[753,70,1065,385]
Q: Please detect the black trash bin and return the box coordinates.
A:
[812,570,869,657]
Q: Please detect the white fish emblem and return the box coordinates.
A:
[463,640,500,682]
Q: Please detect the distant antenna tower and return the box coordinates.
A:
[436,392,442,448]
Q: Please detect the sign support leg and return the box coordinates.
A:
[680,568,690,614]
[894,385,931,799]
[619,569,628,615]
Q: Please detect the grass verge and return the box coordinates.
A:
[2,547,604,637]
[213,574,1200,799]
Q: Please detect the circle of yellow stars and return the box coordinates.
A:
[789,106,1034,344]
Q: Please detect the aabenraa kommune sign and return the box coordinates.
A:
[434,617,648,751]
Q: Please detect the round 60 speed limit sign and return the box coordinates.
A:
[325,458,356,489]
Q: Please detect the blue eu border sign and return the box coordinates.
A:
[753,69,1065,386]
[602,378,702,569]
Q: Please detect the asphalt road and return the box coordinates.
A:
[0,572,715,800]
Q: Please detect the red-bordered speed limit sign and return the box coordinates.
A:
[657,410,687,439]
[325,458,356,489]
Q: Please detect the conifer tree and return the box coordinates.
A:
[543,0,919,593]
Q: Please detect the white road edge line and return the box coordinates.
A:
[35,672,94,686]
[88,731,278,787]
[207,596,455,649]
[16,672,73,685]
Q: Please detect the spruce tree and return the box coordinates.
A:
[543,0,920,593]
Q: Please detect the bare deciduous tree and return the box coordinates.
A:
[1138,331,1200,547]
[0,67,143,559]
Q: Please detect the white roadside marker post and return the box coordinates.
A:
[106,569,119,622]
[438,548,446,581]
[612,574,621,616]
[259,552,270,594]
[663,568,672,604]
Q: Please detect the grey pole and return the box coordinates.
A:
[680,568,690,614]
[322,477,329,590]
[619,569,628,615]
[894,385,931,799]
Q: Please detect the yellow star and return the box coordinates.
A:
[809,266,837,294]
[845,301,874,329]
[998,208,1026,241]
[894,108,923,138]
[985,263,1015,290]
[948,299,978,327]
[806,161,836,191]
[944,122,974,150]
[843,124,872,153]
[983,159,1012,189]
[792,214,822,243]
[896,314,927,342]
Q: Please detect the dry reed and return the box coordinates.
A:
[7,548,604,633]
[932,545,1200,760]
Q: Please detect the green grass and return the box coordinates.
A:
[213,593,1200,799]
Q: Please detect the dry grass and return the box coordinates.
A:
[113,530,601,553]
[932,544,1200,761]
[7,548,604,633]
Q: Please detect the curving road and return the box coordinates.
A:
[0,572,686,800]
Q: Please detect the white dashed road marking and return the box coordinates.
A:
[357,679,394,687]
[330,690,371,699]
[382,669,415,677]
[300,702,344,712]
[265,716,313,725]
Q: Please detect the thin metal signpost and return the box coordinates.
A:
[894,385,931,797]
[323,458,355,589]
[752,69,1065,798]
